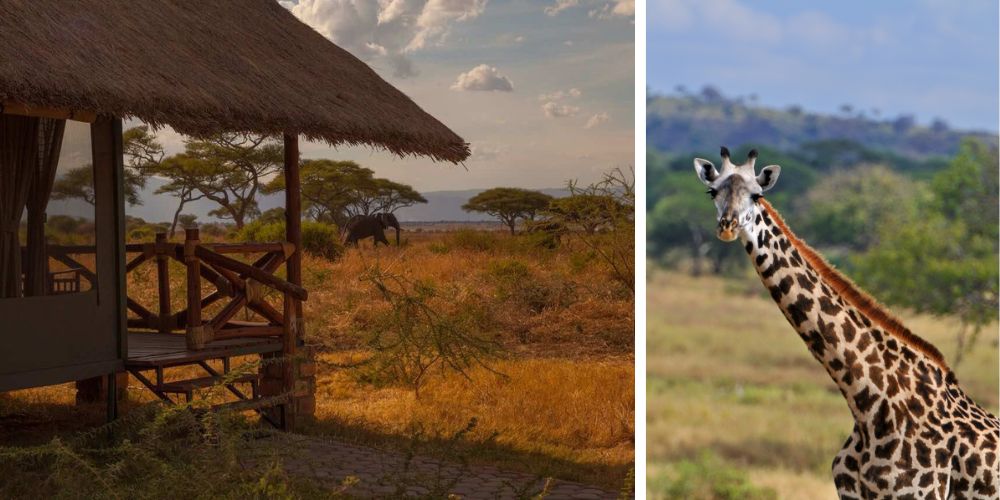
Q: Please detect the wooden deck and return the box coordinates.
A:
[125,332,281,368]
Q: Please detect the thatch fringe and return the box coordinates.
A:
[0,0,469,163]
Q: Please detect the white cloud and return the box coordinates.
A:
[541,101,580,118]
[451,64,514,91]
[584,112,610,128]
[470,142,507,161]
[590,0,634,19]
[538,88,582,101]
[284,0,485,78]
[545,0,579,16]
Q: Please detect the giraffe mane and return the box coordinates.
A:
[760,199,950,371]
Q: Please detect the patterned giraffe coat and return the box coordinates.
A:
[745,199,999,499]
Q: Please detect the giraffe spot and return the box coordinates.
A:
[755,214,762,225]
[856,332,872,352]
[768,285,782,303]
[868,366,884,390]
[828,358,844,371]
[885,375,899,398]
[778,238,791,252]
[786,294,813,326]
[915,441,932,468]
[882,350,898,368]
[864,351,879,365]
[841,320,856,342]
[834,473,857,492]
[873,400,893,438]
[966,454,980,476]
[795,273,814,292]
[934,447,950,468]
[755,254,767,266]
[818,318,838,346]
[874,437,899,459]
[744,241,753,254]
[853,386,877,414]
[818,296,841,315]
[918,471,934,488]
[778,276,793,296]
[770,226,781,237]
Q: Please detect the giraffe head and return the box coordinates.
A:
[694,147,781,242]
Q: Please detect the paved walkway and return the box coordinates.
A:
[245,433,620,499]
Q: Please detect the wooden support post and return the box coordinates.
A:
[155,232,171,333]
[184,228,209,349]
[281,132,314,428]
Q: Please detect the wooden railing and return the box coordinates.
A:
[125,229,307,349]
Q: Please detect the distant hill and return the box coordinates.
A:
[115,181,570,225]
[647,87,996,158]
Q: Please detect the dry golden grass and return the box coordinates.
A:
[2,229,634,490]
[647,268,999,499]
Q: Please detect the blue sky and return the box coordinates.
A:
[647,0,999,132]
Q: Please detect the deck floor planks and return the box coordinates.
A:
[125,332,281,368]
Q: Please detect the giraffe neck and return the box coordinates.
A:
[742,200,952,424]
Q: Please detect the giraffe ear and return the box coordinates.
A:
[694,158,719,186]
[756,165,781,191]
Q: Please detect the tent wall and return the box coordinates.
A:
[0,117,125,391]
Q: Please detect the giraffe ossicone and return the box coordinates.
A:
[693,148,999,499]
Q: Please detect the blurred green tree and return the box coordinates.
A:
[855,139,999,366]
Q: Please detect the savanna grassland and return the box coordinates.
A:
[0,228,634,493]
[646,269,999,499]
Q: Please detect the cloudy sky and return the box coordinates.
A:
[648,0,998,132]
[146,1,634,193]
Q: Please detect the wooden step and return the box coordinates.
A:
[211,393,290,413]
[159,373,259,393]
[222,320,271,328]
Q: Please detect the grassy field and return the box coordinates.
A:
[647,268,999,500]
[0,229,634,493]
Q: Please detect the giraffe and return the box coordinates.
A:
[693,147,999,499]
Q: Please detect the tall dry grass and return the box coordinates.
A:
[647,268,999,499]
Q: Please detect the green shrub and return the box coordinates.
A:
[648,452,777,500]
[237,220,343,260]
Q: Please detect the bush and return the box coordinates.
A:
[237,220,343,260]
[487,259,556,313]
[648,452,777,500]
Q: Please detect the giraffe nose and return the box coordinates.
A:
[717,215,739,241]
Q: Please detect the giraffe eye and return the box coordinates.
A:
[707,188,718,199]
[751,193,761,202]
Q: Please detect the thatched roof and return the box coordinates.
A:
[0,1,469,163]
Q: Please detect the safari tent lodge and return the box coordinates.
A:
[0,0,468,429]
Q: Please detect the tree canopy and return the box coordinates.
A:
[462,188,553,234]
[263,159,426,225]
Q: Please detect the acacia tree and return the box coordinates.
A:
[51,126,162,208]
[547,193,629,234]
[153,133,282,229]
[350,178,427,217]
[462,187,553,234]
[52,164,143,206]
[264,159,426,225]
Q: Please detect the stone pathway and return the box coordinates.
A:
[245,433,620,499]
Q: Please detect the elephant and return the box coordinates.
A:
[342,213,403,247]
[376,213,402,245]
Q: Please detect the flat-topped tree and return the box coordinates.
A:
[463,188,554,235]
[693,146,999,498]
